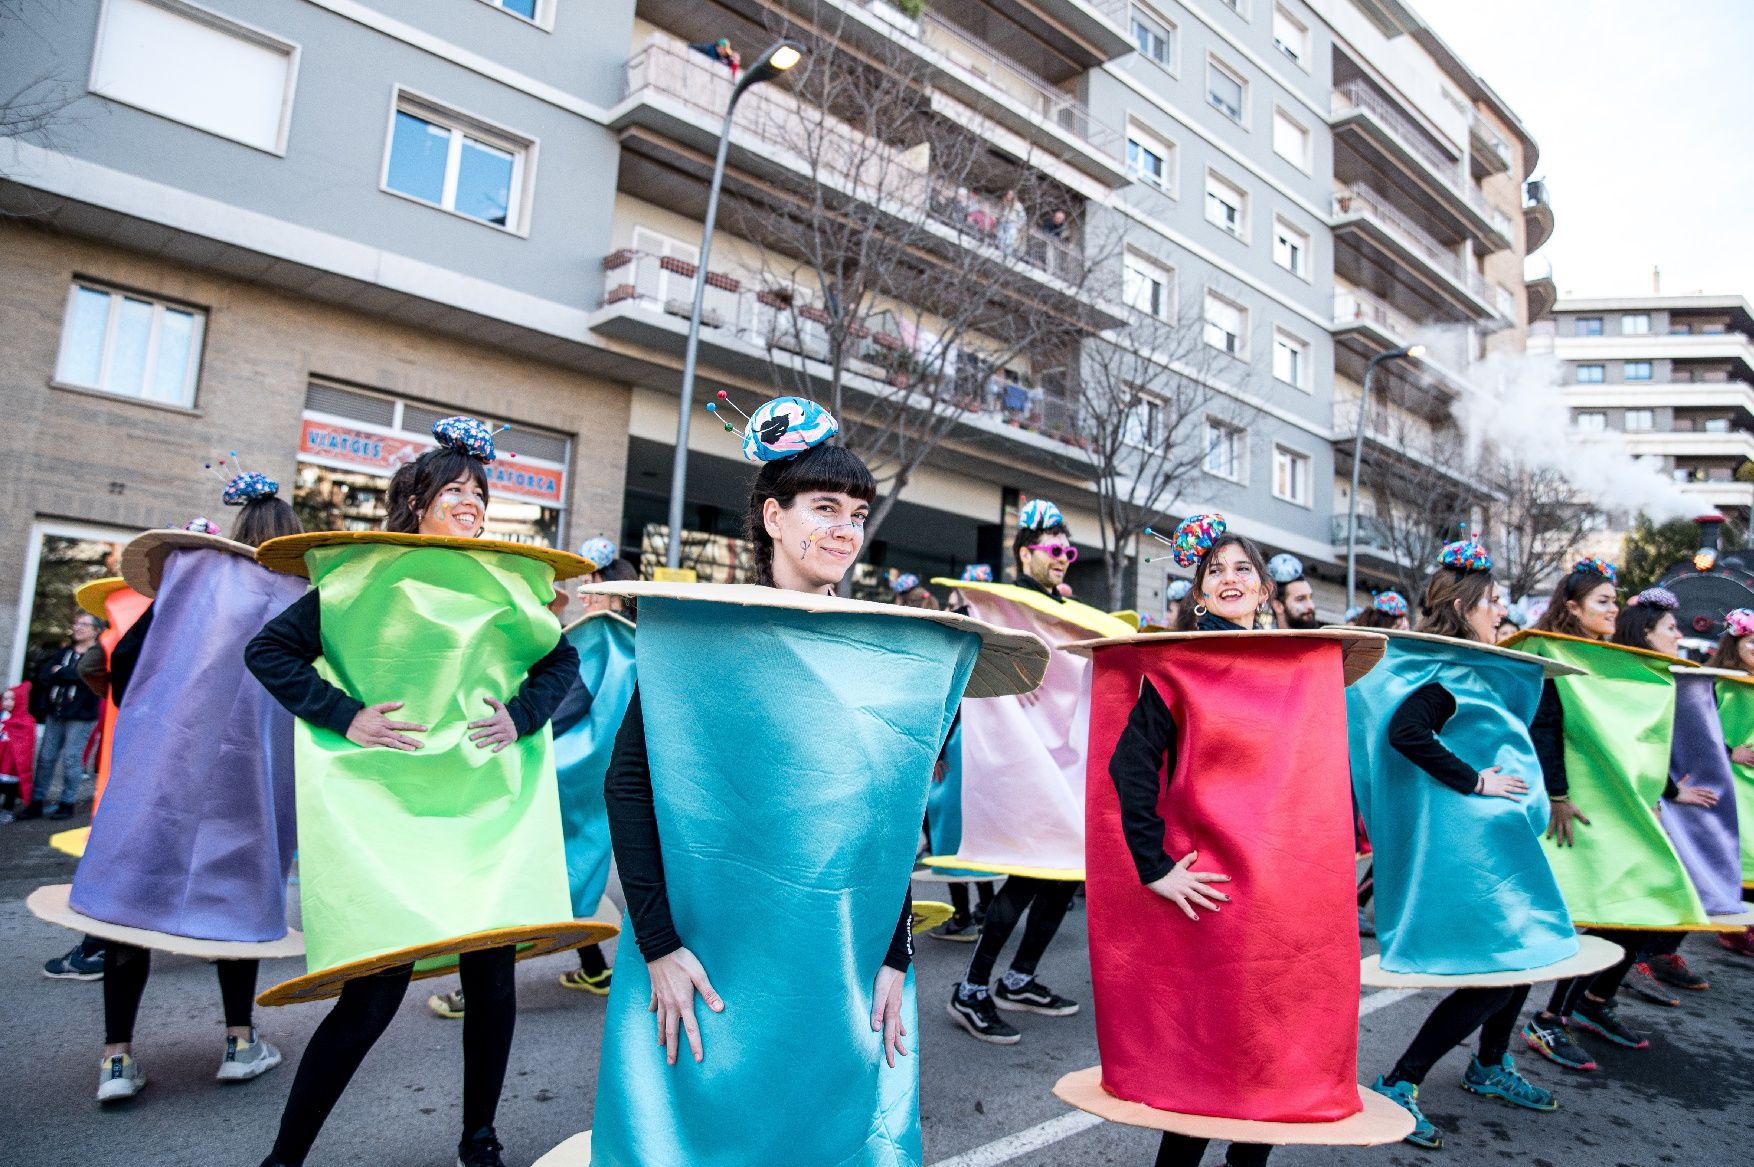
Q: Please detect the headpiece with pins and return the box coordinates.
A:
[891,572,921,594]
[1631,586,1678,611]
[1571,556,1618,583]
[1725,608,1754,638]
[432,416,510,464]
[1144,513,1227,568]
[705,392,840,463]
[1438,524,1493,573]
[579,536,618,571]
[1373,590,1408,617]
[203,452,280,507]
[960,564,994,583]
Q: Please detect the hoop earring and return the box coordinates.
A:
[1193,603,1208,617]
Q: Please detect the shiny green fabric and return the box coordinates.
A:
[1716,680,1754,885]
[1515,633,1708,928]
[294,542,574,977]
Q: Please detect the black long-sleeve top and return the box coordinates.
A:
[37,646,100,722]
[1386,683,1479,794]
[1012,571,1065,603]
[605,686,915,971]
[1529,680,1569,797]
[244,590,579,739]
[107,604,155,706]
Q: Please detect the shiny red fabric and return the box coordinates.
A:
[1086,638,1362,1122]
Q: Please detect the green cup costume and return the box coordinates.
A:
[256,533,613,1006]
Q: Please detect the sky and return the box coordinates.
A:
[1416,0,1754,300]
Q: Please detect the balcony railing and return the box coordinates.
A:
[1333,184,1503,316]
[1333,288,1419,341]
[1469,111,1513,171]
[1330,513,1399,554]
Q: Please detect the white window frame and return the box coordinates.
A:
[1625,408,1655,432]
[1575,411,1607,433]
[1272,328,1311,390]
[1124,388,1167,449]
[1203,290,1248,359]
[1620,313,1652,335]
[1126,119,1177,195]
[380,87,538,235]
[52,280,207,409]
[1272,444,1312,506]
[1206,56,1248,126]
[1204,418,1248,483]
[1130,5,1177,73]
[1123,250,1176,320]
[1204,169,1249,241]
[1217,0,1249,17]
[1271,106,1311,173]
[1575,363,1605,383]
[1623,360,1654,381]
[8,518,140,685]
[1272,5,1310,70]
[1272,216,1311,280]
[473,0,554,31]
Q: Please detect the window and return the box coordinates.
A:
[1131,10,1174,68]
[1576,364,1605,383]
[1205,171,1248,239]
[1625,409,1654,432]
[1207,58,1246,124]
[1273,445,1311,504]
[1272,6,1310,68]
[1621,313,1651,335]
[1272,108,1310,171]
[1204,420,1247,482]
[1669,323,1692,335]
[384,93,533,230]
[1273,329,1310,388]
[1703,323,1727,335]
[1126,122,1174,192]
[54,283,205,407]
[1704,417,1731,434]
[1575,411,1607,433]
[1575,316,1603,336]
[89,0,299,154]
[1123,253,1174,319]
[1203,291,1247,357]
[1124,392,1166,448]
[1624,361,1653,381]
[482,0,539,19]
[1273,218,1310,279]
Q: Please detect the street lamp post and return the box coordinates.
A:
[664,40,805,571]
[1345,342,1425,609]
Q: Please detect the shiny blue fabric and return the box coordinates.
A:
[591,598,978,1167]
[554,615,636,918]
[1665,673,1745,915]
[924,721,986,879]
[1348,636,1578,975]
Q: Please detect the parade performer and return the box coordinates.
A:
[246,418,609,1167]
[1350,536,1612,1149]
[1056,514,1405,1167]
[25,469,308,1104]
[925,499,1132,1045]
[1710,608,1754,958]
[925,565,997,944]
[572,395,1046,1167]
[1354,590,1410,631]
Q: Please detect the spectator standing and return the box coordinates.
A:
[22,613,104,820]
[997,189,1025,254]
[1038,209,1069,238]
[688,36,741,78]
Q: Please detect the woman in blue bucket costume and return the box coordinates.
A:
[567,395,1047,1167]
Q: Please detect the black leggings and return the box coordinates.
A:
[103,943,257,1044]
[1154,1134,1270,1167]
[964,876,1077,986]
[1357,860,1374,908]
[948,880,995,923]
[1389,984,1530,1086]
[268,945,516,1166]
[1546,928,1641,1016]
[578,943,608,975]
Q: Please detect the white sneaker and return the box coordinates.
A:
[216,1030,283,1082]
[97,1053,146,1102]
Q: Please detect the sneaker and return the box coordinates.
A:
[1718,929,1754,959]
[929,917,981,943]
[97,1053,146,1103]
[1358,907,1375,938]
[1625,963,1680,1007]
[1571,1000,1649,1050]
[14,801,44,821]
[428,989,466,1019]
[1461,1053,1558,1111]
[993,976,1080,1016]
[559,968,612,996]
[1521,1018,1597,1071]
[1647,952,1709,991]
[47,801,75,820]
[457,1125,506,1167]
[44,943,105,981]
[946,986,1021,1045]
[1369,1076,1440,1149]
[217,1029,283,1082]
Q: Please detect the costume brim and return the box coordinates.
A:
[48,827,88,858]
[74,577,127,619]
[257,919,617,1007]
[1502,628,1688,667]
[1066,629,1387,686]
[1570,914,1754,933]
[910,901,955,934]
[531,1131,592,1167]
[921,855,1085,881]
[561,610,636,635]
[1053,1068,1414,1146]
[911,867,995,885]
[120,530,258,597]
[579,582,1050,699]
[1342,627,1586,678]
[1361,934,1623,988]
[931,579,1137,639]
[256,531,597,580]
[28,884,304,960]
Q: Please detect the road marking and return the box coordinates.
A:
[925,988,1423,1167]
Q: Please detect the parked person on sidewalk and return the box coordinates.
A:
[0,682,36,821]
[22,612,103,819]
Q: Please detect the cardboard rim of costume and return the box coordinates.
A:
[1053,1069,1414,1146]
[560,610,636,635]
[257,530,598,580]
[927,578,1137,639]
[1360,933,1622,988]
[75,577,128,618]
[910,901,955,934]
[29,884,305,960]
[531,1131,592,1167]
[120,529,259,597]
[1343,627,1585,678]
[1068,628,1388,685]
[579,582,1050,699]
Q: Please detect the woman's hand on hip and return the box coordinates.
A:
[647,947,723,1066]
[345,701,427,750]
[871,964,909,1068]
[1145,850,1232,920]
[467,697,518,752]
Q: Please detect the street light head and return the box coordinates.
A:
[1406,344,1427,360]
[737,40,806,93]
[770,45,803,72]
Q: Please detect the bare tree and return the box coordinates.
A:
[1486,460,1604,601]
[1,1,85,148]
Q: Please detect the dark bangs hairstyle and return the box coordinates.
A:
[385,448,491,535]
[1012,521,1071,577]
[1355,606,1403,630]
[1707,629,1748,670]
[1416,566,1496,642]
[230,496,303,548]
[745,444,877,587]
[1612,601,1673,652]
[1531,569,1616,639]
[1173,532,1273,630]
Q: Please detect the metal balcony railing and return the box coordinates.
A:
[1332,184,1503,315]
[1330,513,1398,553]
[1333,288,1419,340]
[1470,111,1513,169]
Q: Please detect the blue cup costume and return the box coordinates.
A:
[555,612,638,918]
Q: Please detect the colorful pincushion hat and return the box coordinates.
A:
[222,471,279,506]
[1145,513,1227,569]
[579,537,618,570]
[1725,608,1754,638]
[891,573,921,593]
[960,564,994,583]
[1632,586,1678,610]
[1439,534,1493,573]
[705,393,840,463]
[1571,556,1617,583]
[1266,553,1304,584]
[1373,591,1408,617]
[1018,498,1065,532]
[432,416,504,463]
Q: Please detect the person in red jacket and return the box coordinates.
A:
[0,682,36,820]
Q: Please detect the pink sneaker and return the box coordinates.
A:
[1717,928,1754,959]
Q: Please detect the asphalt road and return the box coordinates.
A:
[3,814,1750,1166]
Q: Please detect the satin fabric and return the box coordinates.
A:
[70,548,304,942]
[93,585,150,814]
[292,542,574,977]
[1666,673,1744,913]
[555,614,636,918]
[591,597,978,1167]
[1347,637,1577,974]
[1085,636,1362,1123]
[1717,679,1754,885]
[1513,633,1709,928]
[923,721,984,877]
[938,581,1131,876]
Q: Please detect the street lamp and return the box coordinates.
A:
[1345,342,1425,608]
[664,39,805,571]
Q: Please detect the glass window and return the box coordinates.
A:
[1624,361,1653,381]
[53,283,205,407]
[1575,316,1603,336]
[1132,11,1174,67]
[1704,417,1731,433]
[1203,292,1246,357]
[1204,172,1247,238]
[1124,393,1165,447]
[1575,364,1605,383]
[491,0,538,18]
[1575,411,1607,433]
[1272,6,1310,67]
[1207,59,1245,123]
[1669,323,1692,335]
[1621,313,1651,335]
[1273,330,1309,388]
[385,98,529,229]
[1123,254,1173,319]
[1272,108,1309,170]
[1273,218,1309,278]
[1625,409,1654,431]
[1273,445,1310,504]
[1204,420,1246,481]
[1127,135,1167,189]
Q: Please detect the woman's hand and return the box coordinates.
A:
[1731,745,1754,767]
[1547,799,1591,846]
[345,701,427,750]
[1672,775,1719,809]
[647,948,723,1065]
[1145,850,1232,921]
[1474,766,1529,800]
[467,696,518,752]
[871,965,908,1068]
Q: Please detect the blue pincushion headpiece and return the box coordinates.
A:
[960,564,994,583]
[221,471,278,506]
[1373,591,1408,617]
[579,536,618,569]
[432,416,504,463]
[1439,533,1493,573]
[891,573,921,593]
[1018,498,1065,532]
[1572,557,1618,583]
[705,392,840,463]
[1146,513,1227,569]
[1165,579,1193,602]
[1266,553,1304,584]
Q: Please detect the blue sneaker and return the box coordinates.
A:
[1462,1054,1557,1111]
[1370,1075,1441,1149]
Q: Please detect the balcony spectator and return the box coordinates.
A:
[964,189,995,235]
[1038,209,1069,239]
[689,37,741,78]
[997,189,1025,255]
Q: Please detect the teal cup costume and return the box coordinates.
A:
[555,612,637,918]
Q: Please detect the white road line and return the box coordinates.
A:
[924,989,1423,1167]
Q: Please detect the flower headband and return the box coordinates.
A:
[1571,556,1618,583]
[1266,553,1304,584]
[1726,608,1754,638]
[1439,535,1493,573]
[891,573,921,593]
[960,564,993,583]
[433,416,505,463]
[1018,498,1065,533]
[1146,513,1227,569]
[578,536,617,569]
[706,392,840,463]
[1632,586,1678,611]
[1373,591,1408,617]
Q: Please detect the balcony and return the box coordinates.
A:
[1330,513,1401,558]
[1332,184,1510,323]
[1565,380,1754,415]
[1525,255,1557,321]
[1553,331,1754,375]
[1676,480,1754,513]
[1332,395,1485,493]
[1524,179,1554,252]
[1469,111,1513,178]
[1616,429,1754,463]
[1332,288,1469,408]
